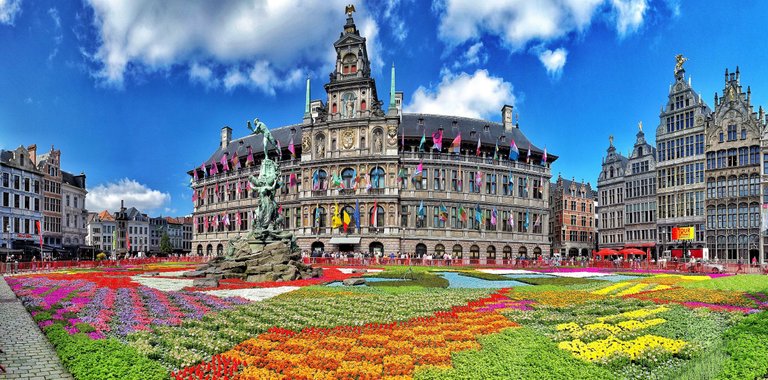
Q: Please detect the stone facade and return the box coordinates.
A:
[61,172,87,247]
[0,146,43,250]
[597,138,627,250]
[623,126,658,255]
[549,175,597,257]
[36,146,63,247]
[190,12,555,259]
[86,210,116,253]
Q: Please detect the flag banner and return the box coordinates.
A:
[210,159,219,175]
[524,210,530,231]
[534,214,541,227]
[314,205,321,227]
[459,205,468,222]
[224,213,230,226]
[200,163,207,178]
[246,146,254,166]
[365,174,372,191]
[419,132,426,151]
[475,204,483,225]
[509,139,519,160]
[475,170,483,188]
[439,203,448,222]
[491,208,497,225]
[432,129,443,151]
[401,126,405,151]
[397,167,408,184]
[192,190,197,203]
[193,168,199,181]
[493,142,499,160]
[126,229,130,251]
[204,215,209,230]
[112,229,117,251]
[412,161,424,182]
[418,200,425,219]
[542,146,548,166]
[276,140,282,158]
[450,133,461,153]
[289,136,296,158]
[36,220,43,251]
[220,154,229,172]
[526,145,531,164]
[476,136,481,156]
[371,200,378,226]
[508,210,514,227]
[762,204,768,232]
[343,211,351,232]
[354,200,361,229]
[312,170,320,190]
[232,152,240,169]
[236,212,241,227]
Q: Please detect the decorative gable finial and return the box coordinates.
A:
[345,4,356,16]
[674,54,687,75]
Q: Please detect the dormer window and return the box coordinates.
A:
[500,135,506,143]
[483,125,490,133]
[470,130,476,138]
[342,53,357,74]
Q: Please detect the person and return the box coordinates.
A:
[752,256,758,268]
[736,258,744,274]
[5,254,12,274]
[12,254,18,274]
[31,256,37,271]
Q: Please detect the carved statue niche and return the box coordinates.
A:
[372,129,383,153]
[387,125,398,146]
[341,128,355,150]
[315,134,326,156]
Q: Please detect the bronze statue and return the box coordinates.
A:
[247,118,278,156]
[249,158,280,231]
[674,54,688,74]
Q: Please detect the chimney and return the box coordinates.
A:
[27,144,37,166]
[221,126,232,150]
[501,105,514,131]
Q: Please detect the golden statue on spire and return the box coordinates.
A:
[674,54,688,74]
[638,121,643,132]
[345,4,356,16]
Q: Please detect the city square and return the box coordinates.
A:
[2,0,768,379]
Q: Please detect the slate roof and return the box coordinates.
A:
[62,171,86,189]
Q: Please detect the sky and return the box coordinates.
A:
[1,0,768,217]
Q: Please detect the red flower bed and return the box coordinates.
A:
[183,267,361,291]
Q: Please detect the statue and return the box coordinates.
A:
[638,121,643,132]
[249,158,280,231]
[728,86,736,101]
[609,135,614,146]
[373,130,383,152]
[345,4,356,16]
[674,54,688,74]
[247,118,278,156]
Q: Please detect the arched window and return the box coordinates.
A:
[332,103,338,114]
[360,136,366,149]
[311,241,324,254]
[342,53,357,74]
[609,167,614,178]
[470,244,480,259]
[73,238,79,245]
[206,244,213,256]
[369,241,383,255]
[314,206,327,228]
[533,246,542,257]
[435,244,445,257]
[313,169,328,190]
[216,244,224,256]
[64,238,70,245]
[503,245,512,259]
[197,245,203,256]
[415,243,427,257]
[369,205,384,228]
[341,168,356,189]
[370,167,385,189]
[342,205,356,233]
[518,246,528,257]
[453,244,463,258]
[360,100,367,111]
[486,245,496,259]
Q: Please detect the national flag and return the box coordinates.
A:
[193,168,199,181]
[450,133,461,153]
[541,146,547,165]
[438,203,448,222]
[524,210,530,231]
[220,154,229,172]
[526,145,531,163]
[193,217,198,231]
[210,160,219,175]
[223,213,230,226]
[417,200,425,219]
[508,210,514,228]
[332,173,343,189]
[288,136,296,158]
[475,170,483,188]
[476,136,482,156]
[214,214,220,228]
[534,214,541,227]
[412,161,424,182]
[524,176,529,197]
[235,212,241,227]
[276,140,282,156]
[397,167,408,185]
[343,210,351,232]
[35,220,43,251]
[312,170,320,190]
[246,146,254,166]
[491,208,497,225]
[204,215,209,230]
[289,172,297,188]
[202,186,207,200]
[192,190,197,204]
[232,152,241,170]
[236,180,241,195]
[474,204,483,225]
[314,204,321,227]
[371,200,378,226]
[365,174,372,191]
[432,129,443,151]
[354,199,361,229]
[493,142,499,160]
[509,139,519,160]
[200,163,207,178]
[458,205,468,222]
[419,132,426,151]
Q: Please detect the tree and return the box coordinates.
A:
[160,232,173,256]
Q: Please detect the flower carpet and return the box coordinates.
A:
[4,265,768,379]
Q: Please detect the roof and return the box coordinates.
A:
[62,171,86,189]
[194,113,556,173]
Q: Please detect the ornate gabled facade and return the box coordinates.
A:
[549,175,597,257]
[189,8,556,259]
[655,65,709,254]
[704,67,765,263]
[597,137,628,250]
[624,123,657,255]
[0,146,43,250]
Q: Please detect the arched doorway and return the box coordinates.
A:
[415,243,427,257]
[503,245,512,259]
[453,244,463,259]
[486,245,496,259]
[216,244,224,256]
[311,241,325,255]
[518,246,528,258]
[568,248,579,257]
[581,248,590,257]
[533,246,542,258]
[196,244,203,256]
[206,244,213,256]
[470,245,480,259]
[369,242,384,256]
[435,244,445,258]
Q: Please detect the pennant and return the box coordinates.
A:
[458,205,468,222]
[371,200,378,226]
[438,203,448,222]
[491,208,497,226]
[246,146,254,166]
[509,139,519,160]
[354,199,361,229]
[476,136,481,156]
[417,200,425,218]
[232,153,240,170]
[541,146,548,166]
[419,132,426,151]
[450,133,461,154]
[432,129,443,151]
[220,154,230,172]
[288,136,296,158]
[343,210,351,232]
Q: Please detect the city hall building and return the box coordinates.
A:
[190,11,555,259]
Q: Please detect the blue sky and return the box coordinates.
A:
[1,0,767,216]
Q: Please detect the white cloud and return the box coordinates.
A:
[405,69,514,119]
[434,0,652,75]
[47,8,63,62]
[0,0,21,25]
[612,0,647,37]
[537,47,567,78]
[86,178,171,213]
[84,0,382,91]
[382,0,408,41]
[188,62,216,88]
[454,41,488,68]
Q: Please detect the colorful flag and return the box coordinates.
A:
[412,161,424,182]
[493,142,499,160]
[476,136,481,156]
[508,210,514,228]
[332,203,342,229]
[204,215,209,230]
[541,146,547,166]
[534,214,541,227]
[450,133,461,154]
[475,170,483,188]
[365,174,372,191]
[220,154,229,172]
[397,167,408,185]
[458,205,468,222]
[371,200,378,226]
[432,129,443,151]
[289,172,297,188]
[209,159,219,175]
[343,210,351,232]
[314,204,321,227]
[246,146,254,166]
[288,136,296,158]
[193,168,199,181]
[312,170,320,190]
[509,139,519,160]
[491,208,497,226]
[419,132,426,151]
[438,203,448,222]
[214,214,220,228]
[276,140,282,156]
[232,153,240,169]
[417,200,425,219]
[192,190,197,204]
[524,210,530,231]
[475,204,483,225]
[200,163,207,178]
[526,145,531,163]
[354,199,361,229]
[223,213,230,226]
[36,220,43,252]
[235,212,241,227]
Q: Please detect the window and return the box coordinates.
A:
[313,169,328,190]
[341,168,356,189]
[741,129,747,140]
[313,207,326,228]
[401,206,409,227]
[370,205,384,229]
[341,53,357,74]
[451,170,463,192]
[727,125,737,141]
[433,169,445,191]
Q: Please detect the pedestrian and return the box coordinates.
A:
[736,258,744,274]
[5,254,12,274]
[31,256,37,271]
[13,254,19,274]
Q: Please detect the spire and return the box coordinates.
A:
[389,62,396,108]
[304,76,310,114]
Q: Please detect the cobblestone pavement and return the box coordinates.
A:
[0,276,73,380]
